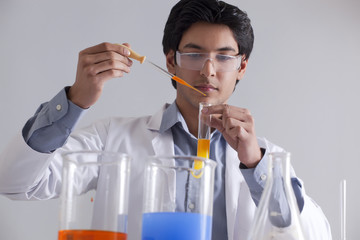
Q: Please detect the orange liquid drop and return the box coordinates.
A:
[58,230,127,240]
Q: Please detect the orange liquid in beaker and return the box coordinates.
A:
[197,138,210,159]
[58,230,127,240]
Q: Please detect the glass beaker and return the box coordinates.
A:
[247,152,305,240]
[59,151,131,240]
[141,155,217,240]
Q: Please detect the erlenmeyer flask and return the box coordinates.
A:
[248,152,305,240]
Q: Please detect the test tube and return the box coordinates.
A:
[196,102,211,162]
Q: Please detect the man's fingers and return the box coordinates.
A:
[80,42,131,57]
[95,69,127,82]
[203,104,251,124]
[203,104,246,115]
[224,117,253,134]
[78,43,133,80]
[90,59,131,76]
[204,104,252,125]
[205,115,224,133]
[228,125,250,140]
[202,104,255,138]
[86,51,133,66]
[80,47,133,72]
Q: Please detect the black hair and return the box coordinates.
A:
[163,0,254,58]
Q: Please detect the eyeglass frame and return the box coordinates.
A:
[175,51,244,72]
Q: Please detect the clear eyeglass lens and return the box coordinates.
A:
[176,51,242,72]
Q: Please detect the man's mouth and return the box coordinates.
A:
[195,84,217,92]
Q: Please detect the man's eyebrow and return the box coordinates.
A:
[217,46,237,52]
[182,43,203,50]
[182,43,237,52]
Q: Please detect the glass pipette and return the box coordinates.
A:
[146,61,206,96]
[117,44,206,96]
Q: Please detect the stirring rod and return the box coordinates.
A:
[340,179,346,240]
[117,44,206,96]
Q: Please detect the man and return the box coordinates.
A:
[0,0,331,239]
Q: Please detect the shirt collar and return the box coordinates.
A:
[159,101,192,135]
[159,101,222,140]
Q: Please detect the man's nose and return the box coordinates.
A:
[200,58,216,77]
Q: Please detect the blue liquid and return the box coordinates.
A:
[142,212,212,240]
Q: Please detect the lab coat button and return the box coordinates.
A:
[260,174,267,181]
[188,203,195,209]
[56,104,62,111]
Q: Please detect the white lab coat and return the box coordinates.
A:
[0,104,332,240]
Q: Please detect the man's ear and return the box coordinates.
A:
[166,50,176,75]
[237,58,248,81]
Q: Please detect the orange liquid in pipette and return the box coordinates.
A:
[172,76,206,96]
[58,230,127,240]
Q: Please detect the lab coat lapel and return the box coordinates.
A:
[151,130,174,156]
[147,104,174,156]
[225,144,242,240]
[147,104,176,207]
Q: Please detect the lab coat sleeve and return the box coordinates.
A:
[0,133,55,198]
[298,187,333,240]
[0,118,110,200]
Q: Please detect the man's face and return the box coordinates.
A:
[166,22,248,110]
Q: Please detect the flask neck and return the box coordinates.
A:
[268,152,291,182]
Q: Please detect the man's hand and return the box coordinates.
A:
[68,42,133,109]
[202,104,262,168]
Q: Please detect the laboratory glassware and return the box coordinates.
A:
[192,102,212,178]
[59,151,131,240]
[197,102,211,159]
[141,155,217,240]
[340,179,346,240]
[247,152,305,240]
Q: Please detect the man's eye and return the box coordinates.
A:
[216,55,233,62]
[189,53,203,59]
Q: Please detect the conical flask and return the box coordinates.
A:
[247,152,305,240]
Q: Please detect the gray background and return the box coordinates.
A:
[0,0,359,239]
